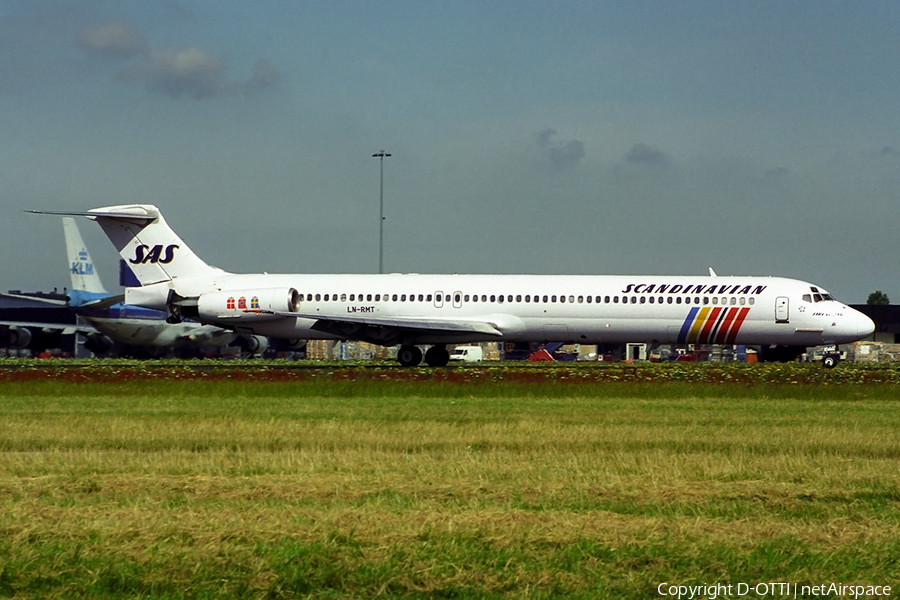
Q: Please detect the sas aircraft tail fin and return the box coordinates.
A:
[83,204,225,286]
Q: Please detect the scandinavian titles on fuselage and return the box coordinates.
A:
[621,283,767,295]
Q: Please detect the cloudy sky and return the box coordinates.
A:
[2,1,899,303]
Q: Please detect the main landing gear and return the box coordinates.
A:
[397,344,450,367]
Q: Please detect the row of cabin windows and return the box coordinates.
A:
[300,292,756,307]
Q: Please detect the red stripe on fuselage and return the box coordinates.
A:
[714,308,739,344]
[725,307,751,344]
[698,307,722,344]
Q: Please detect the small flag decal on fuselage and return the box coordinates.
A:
[677,306,750,344]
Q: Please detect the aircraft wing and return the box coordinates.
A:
[79,294,126,310]
[257,310,504,346]
[0,320,95,335]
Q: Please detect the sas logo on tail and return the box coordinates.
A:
[129,244,179,265]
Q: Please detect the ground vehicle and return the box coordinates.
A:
[449,346,483,362]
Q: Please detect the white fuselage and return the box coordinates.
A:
[140,273,874,347]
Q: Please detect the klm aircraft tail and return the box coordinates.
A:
[84,205,225,285]
[62,217,109,306]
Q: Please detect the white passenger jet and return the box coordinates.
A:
[33,205,874,367]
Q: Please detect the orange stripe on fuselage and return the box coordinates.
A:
[687,307,711,343]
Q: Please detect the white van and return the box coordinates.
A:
[449,345,483,362]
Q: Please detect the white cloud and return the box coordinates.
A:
[78,21,146,58]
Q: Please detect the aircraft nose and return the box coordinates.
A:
[833,307,875,342]
[855,311,875,339]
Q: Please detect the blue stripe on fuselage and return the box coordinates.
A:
[677,307,700,344]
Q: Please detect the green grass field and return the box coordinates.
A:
[1,375,898,598]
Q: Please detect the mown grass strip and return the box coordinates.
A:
[0,377,898,598]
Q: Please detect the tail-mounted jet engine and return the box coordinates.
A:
[194,288,302,323]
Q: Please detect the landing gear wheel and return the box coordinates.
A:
[822,354,839,369]
[424,345,450,367]
[397,345,423,367]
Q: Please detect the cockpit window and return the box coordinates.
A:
[807,286,835,302]
[802,294,812,303]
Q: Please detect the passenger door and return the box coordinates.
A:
[775,297,789,323]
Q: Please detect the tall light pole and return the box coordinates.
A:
[372,150,391,274]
